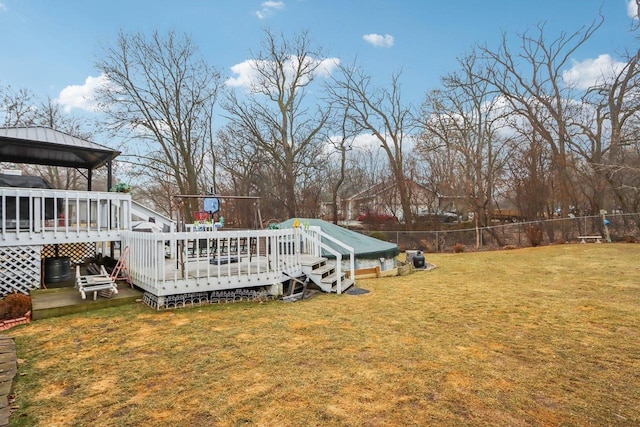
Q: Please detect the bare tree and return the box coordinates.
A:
[95,30,221,221]
[27,98,95,189]
[476,19,603,224]
[0,88,97,190]
[506,127,566,242]
[223,29,332,218]
[328,64,417,229]
[419,52,514,231]
[216,125,265,196]
[214,124,272,225]
[323,100,359,224]
[572,46,640,215]
[0,84,37,127]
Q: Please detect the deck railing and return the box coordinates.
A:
[0,187,131,246]
[120,227,304,298]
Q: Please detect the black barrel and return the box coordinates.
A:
[44,256,71,283]
[412,251,426,269]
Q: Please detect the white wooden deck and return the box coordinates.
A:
[1,187,356,303]
[120,229,306,299]
[1,187,132,246]
[1,187,132,295]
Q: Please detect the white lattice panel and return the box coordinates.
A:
[42,243,96,264]
[0,246,42,296]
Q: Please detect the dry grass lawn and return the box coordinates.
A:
[6,243,640,426]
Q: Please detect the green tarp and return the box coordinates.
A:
[279,218,400,260]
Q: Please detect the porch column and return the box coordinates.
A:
[107,160,113,191]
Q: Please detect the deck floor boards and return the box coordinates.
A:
[30,285,143,320]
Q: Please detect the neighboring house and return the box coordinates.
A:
[334,179,464,223]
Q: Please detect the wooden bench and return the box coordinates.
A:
[577,235,602,243]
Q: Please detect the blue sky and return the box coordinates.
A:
[0,0,638,116]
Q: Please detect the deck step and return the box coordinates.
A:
[300,255,327,269]
[308,264,335,279]
[317,272,352,293]
[321,272,339,285]
[298,256,355,294]
[332,277,355,294]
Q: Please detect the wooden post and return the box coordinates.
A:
[600,210,611,243]
[475,215,480,250]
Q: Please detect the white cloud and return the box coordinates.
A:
[226,56,340,91]
[226,60,261,89]
[0,3,7,12]
[562,54,627,89]
[55,73,108,112]
[263,0,284,8]
[350,133,380,150]
[314,57,340,78]
[627,0,638,19]
[362,33,394,48]
[255,1,285,19]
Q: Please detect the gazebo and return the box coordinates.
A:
[0,126,120,190]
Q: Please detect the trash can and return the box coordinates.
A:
[44,256,71,283]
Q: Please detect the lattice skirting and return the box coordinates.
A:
[0,246,42,296]
[42,243,97,264]
[143,288,275,310]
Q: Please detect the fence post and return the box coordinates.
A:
[600,210,611,243]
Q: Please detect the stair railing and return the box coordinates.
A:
[299,226,355,294]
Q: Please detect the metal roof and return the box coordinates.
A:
[0,126,120,170]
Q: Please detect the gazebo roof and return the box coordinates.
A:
[0,126,120,170]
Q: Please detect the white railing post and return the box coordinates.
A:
[335,253,343,294]
[32,191,42,233]
[0,194,4,238]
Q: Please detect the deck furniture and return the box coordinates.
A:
[75,264,118,300]
[110,246,133,288]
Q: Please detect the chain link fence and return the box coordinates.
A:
[362,213,639,253]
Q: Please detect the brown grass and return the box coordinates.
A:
[6,244,640,426]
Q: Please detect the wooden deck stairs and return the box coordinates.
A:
[300,255,354,294]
